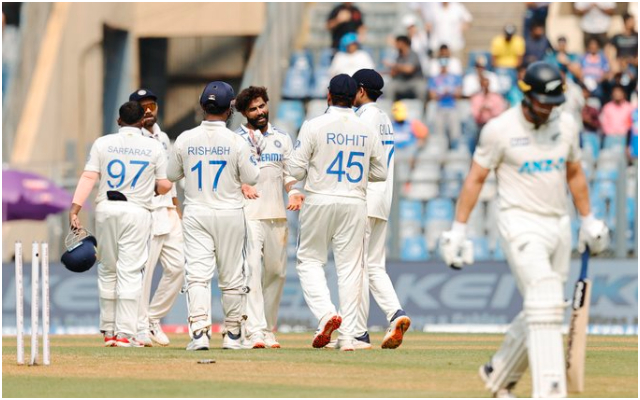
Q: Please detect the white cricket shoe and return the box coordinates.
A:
[243,332,266,349]
[186,329,210,351]
[381,310,411,349]
[312,313,342,348]
[264,331,281,349]
[327,334,372,350]
[115,333,144,348]
[135,331,153,347]
[149,320,170,346]
[222,330,243,350]
[479,362,517,398]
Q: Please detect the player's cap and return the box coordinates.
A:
[129,88,157,102]
[504,24,516,36]
[328,74,357,97]
[518,61,566,105]
[200,81,235,108]
[352,69,384,91]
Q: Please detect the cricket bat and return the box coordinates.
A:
[566,248,591,393]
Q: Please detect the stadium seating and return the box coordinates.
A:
[306,99,328,120]
[602,135,627,152]
[581,132,601,160]
[282,52,313,99]
[493,242,506,261]
[466,50,493,70]
[276,100,306,131]
[470,236,491,261]
[309,67,330,99]
[400,236,430,261]
[399,199,423,226]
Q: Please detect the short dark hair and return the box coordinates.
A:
[363,87,382,101]
[119,101,144,125]
[396,35,411,46]
[331,94,354,107]
[531,20,545,30]
[203,102,229,115]
[235,86,269,113]
[623,13,634,22]
[439,44,449,52]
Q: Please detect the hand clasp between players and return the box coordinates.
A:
[578,214,610,255]
[439,222,474,270]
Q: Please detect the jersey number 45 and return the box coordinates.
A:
[326,151,364,183]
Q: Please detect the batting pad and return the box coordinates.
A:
[485,312,528,393]
[524,276,567,398]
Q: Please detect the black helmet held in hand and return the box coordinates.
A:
[61,229,98,273]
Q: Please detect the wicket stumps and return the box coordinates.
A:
[15,241,50,366]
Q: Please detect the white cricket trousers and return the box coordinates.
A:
[137,208,185,333]
[356,217,402,336]
[182,206,247,334]
[245,219,288,336]
[296,195,367,341]
[491,208,571,397]
[95,201,151,336]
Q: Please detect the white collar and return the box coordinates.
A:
[118,126,142,135]
[241,123,272,136]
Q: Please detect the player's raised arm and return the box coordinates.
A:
[288,121,313,181]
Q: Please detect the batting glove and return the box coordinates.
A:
[578,213,610,255]
[439,222,474,270]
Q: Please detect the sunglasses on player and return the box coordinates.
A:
[141,102,157,112]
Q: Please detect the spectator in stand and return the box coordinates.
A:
[470,76,507,130]
[561,70,586,126]
[581,85,602,135]
[428,44,463,78]
[391,100,429,170]
[384,35,426,102]
[574,2,616,49]
[328,33,375,77]
[600,84,634,138]
[581,38,611,101]
[608,13,638,70]
[326,2,364,53]
[429,58,462,147]
[524,3,550,38]
[491,24,525,70]
[544,36,582,82]
[523,20,553,66]
[427,2,472,60]
[505,65,527,106]
[402,14,429,76]
[602,63,638,104]
[462,55,500,98]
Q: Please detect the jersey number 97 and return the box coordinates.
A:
[107,159,149,189]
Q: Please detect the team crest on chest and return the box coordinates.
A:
[274,139,282,148]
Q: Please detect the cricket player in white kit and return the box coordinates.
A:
[439,62,609,398]
[129,89,185,347]
[69,101,172,347]
[168,81,260,351]
[351,69,411,349]
[288,74,387,351]
[234,86,305,349]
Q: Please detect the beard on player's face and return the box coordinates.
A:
[247,111,269,130]
[143,114,157,129]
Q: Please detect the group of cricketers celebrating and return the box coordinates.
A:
[69,61,610,398]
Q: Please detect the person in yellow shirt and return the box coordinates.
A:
[491,24,525,69]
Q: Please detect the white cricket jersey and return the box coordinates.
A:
[168,121,260,210]
[84,126,167,209]
[473,104,582,217]
[236,123,296,220]
[143,124,177,209]
[356,102,394,221]
[288,106,387,200]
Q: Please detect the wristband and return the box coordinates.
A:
[451,221,467,235]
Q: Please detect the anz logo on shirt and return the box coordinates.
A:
[518,157,566,174]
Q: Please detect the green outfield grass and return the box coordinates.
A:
[2,332,637,397]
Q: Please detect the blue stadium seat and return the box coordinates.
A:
[425,198,454,222]
[316,48,334,69]
[592,179,617,203]
[590,196,607,220]
[602,135,627,151]
[571,218,580,251]
[400,200,423,224]
[493,242,506,261]
[276,100,306,131]
[400,236,430,261]
[627,197,636,251]
[282,52,313,99]
[581,132,601,160]
[595,168,618,181]
[471,237,491,261]
[309,67,330,99]
[440,169,463,199]
[289,50,313,68]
